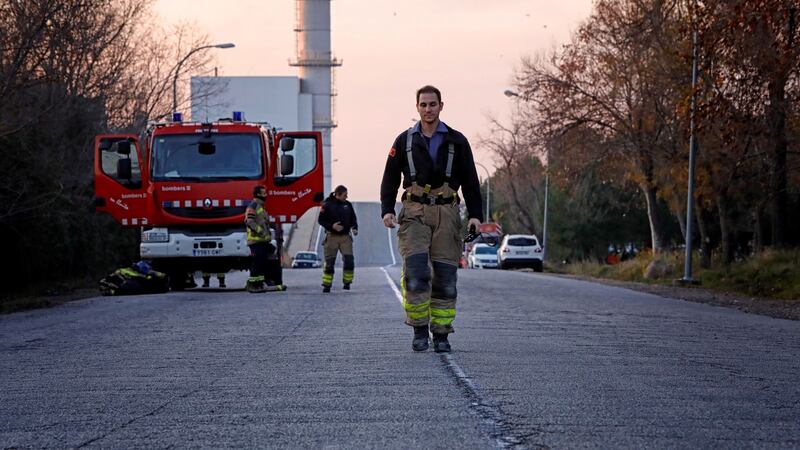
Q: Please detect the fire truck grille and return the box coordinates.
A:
[164,206,247,219]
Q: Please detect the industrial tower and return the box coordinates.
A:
[290,0,341,194]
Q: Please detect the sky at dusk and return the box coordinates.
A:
[155,0,595,201]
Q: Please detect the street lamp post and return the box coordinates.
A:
[542,169,549,262]
[475,162,491,222]
[681,0,699,284]
[172,42,235,113]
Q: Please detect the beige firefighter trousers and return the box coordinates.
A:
[397,185,462,334]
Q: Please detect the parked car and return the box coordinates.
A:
[468,243,498,269]
[291,251,322,268]
[497,234,543,272]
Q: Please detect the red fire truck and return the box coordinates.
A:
[94,112,324,288]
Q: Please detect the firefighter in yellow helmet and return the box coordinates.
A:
[380,85,483,353]
[318,185,358,292]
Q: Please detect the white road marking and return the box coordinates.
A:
[381,266,402,302]
[386,227,397,266]
[314,224,323,251]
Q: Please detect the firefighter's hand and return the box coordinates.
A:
[383,213,397,228]
[332,222,344,232]
[352,228,358,236]
[468,218,481,232]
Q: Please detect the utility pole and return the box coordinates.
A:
[681,0,699,284]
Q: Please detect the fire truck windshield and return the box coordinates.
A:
[151,133,263,181]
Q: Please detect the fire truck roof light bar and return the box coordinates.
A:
[146,119,274,131]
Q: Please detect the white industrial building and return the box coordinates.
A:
[190,76,313,131]
[190,0,339,194]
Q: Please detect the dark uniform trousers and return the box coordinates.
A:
[397,184,461,335]
[249,242,282,286]
[322,233,354,287]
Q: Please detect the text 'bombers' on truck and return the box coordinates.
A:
[94,111,325,289]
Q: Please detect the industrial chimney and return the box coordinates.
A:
[291,0,340,194]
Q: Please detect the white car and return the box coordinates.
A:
[497,234,543,272]
[291,251,322,269]
[468,243,498,269]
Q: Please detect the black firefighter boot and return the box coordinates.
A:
[432,333,451,353]
[412,325,430,352]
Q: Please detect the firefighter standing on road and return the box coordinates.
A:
[245,185,284,293]
[380,85,483,353]
[318,185,358,293]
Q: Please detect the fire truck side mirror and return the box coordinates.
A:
[280,154,294,176]
[116,140,131,155]
[280,137,295,151]
[117,158,132,180]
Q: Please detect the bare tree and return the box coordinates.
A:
[0,0,222,292]
[477,114,543,234]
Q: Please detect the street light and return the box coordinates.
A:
[475,162,492,222]
[172,42,235,113]
[504,89,520,98]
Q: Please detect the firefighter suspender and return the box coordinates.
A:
[405,127,455,183]
[445,143,454,181]
[405,127,417,181]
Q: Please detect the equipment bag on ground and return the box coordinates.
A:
[99,261,169,296]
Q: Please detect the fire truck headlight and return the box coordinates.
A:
[141,228,169,243]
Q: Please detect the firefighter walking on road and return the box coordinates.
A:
[246,185,284,293]
[380,85,483,353]
[318,185,358,293]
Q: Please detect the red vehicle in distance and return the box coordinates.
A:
[94,112,324,288]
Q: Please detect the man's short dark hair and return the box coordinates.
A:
[416,85,441,103]
[334,185,348,195]
[253,185,266,197]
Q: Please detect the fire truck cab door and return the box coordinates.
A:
[94,134,149,227]
[272,132,324,222]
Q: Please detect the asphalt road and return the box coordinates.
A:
[2,265,800,449]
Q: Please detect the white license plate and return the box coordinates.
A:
[193,249,222,257]
[516,251,529,255]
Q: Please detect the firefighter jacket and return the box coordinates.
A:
[318,194,358,235]
[245,197,271,245]
[380,123,484,222]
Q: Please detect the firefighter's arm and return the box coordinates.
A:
[457,137,485,223]
[317,203,333,231]
[380,137,403,219]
